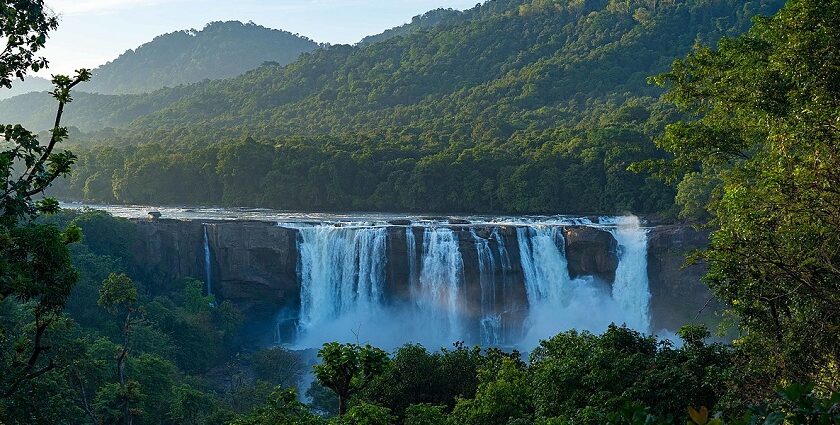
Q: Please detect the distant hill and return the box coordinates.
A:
[0,0,783,134]
[0,20,319,103]
[0,76,52,100]
[79,21,319,95]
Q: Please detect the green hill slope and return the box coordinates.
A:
[36,0,784,214]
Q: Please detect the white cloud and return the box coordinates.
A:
[46,0,190,16]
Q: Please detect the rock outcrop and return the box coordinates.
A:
[563,226,619,283]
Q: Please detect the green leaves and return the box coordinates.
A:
[0,0,58,88]
[648,0,840,394]
[314,342,390,415]
[97,273,137,314]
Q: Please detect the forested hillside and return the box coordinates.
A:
[358,8,467,45]
[21,0,785,214]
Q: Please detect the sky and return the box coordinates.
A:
[37,0,479,76]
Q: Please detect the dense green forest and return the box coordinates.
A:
[2,0,839,424]
[3,0,785,215]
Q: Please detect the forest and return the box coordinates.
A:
[4,0,784,216]
[1,0,839,424]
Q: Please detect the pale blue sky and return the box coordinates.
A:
[39,0,479,76]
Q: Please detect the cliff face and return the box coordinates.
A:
[131,219,206,290]
[646,225,713,332]
[128,219,711,338]
[206,222,299,318]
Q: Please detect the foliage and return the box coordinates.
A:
[314,342,389,415]
[449,357,532,425]
[252,347,305,388]
[403,404,448,425]
[336,403,394,425]
[230,387,325,425]
[643,0,840,397]
[0,3,91,408]
[0,0,56,87]
[528,324,731,423]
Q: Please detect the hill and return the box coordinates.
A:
[0,76,52,100]
[79,21,319,95]
[0,21,318,105]
[358,8,468,45]
[29,0,785,214]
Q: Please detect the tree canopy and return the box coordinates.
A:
[643,0,840,395]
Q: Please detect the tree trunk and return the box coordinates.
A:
[338,393,348,416]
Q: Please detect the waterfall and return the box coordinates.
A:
[285,217,651,349]
[492,227,512,271]
[516,226,569,306]
[609,218,652,333]
[472,229,500,346]
[416,227,465,342]
[203,224,212,297]
[297,225,388,332]
[406,227,419,299]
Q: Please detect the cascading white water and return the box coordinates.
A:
[516,226,568,306]
[492,227,512,271]
[608,217,652,333]
[471,229,500,346]
[297,225,388,335]
[406,227,419,300]
[203,225,212,297]
[416,227,466,343]
[287,217,652,349]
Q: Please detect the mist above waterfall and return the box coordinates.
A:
[277,215,652,351]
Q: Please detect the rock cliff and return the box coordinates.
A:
[128,219,712,340]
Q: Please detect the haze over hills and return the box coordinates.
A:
[0,76,52,101]
[8,0,785,215]
[80,21,320,95]
[0,21,319,101]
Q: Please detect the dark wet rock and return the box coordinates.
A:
[563,226,619,283]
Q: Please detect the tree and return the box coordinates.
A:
[313,342,389,416]
[1,0,90,226]
[449,357,532,425]
[337,402,393,425]
[230,387,324,425]
[645,0,840,396]
[0,224,79,399]
[0,0,56,88]
[97,273,142,425]
[1,2,89,402]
